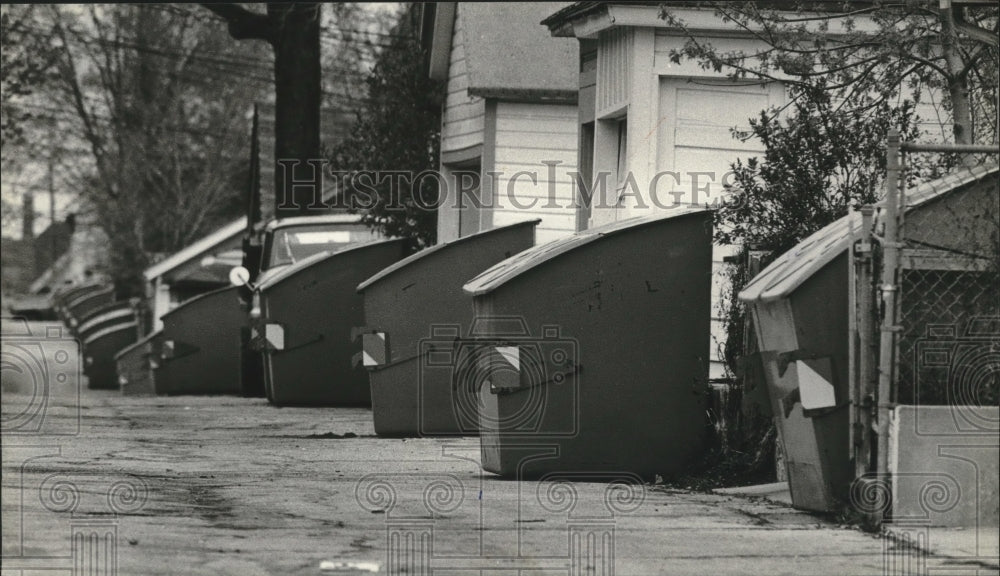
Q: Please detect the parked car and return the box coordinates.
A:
[152,214,381,397]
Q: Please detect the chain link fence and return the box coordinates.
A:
[893,170,999,409]
[849,151,998,527]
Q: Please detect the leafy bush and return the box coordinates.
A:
[329,9,444,247]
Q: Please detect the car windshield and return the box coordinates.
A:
[265,223,377,268]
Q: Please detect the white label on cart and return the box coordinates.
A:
[797,358,835,410]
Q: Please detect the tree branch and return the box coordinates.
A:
[201,4,274,44]
[954,9,999,48]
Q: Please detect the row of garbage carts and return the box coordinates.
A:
[43,163,999,523]
[55,207,713,479]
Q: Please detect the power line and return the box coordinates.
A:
[138,2,408,44]
[20,23,388,76]
[6,102,250,139]
[17,25,377,98]
[7,99,369,141]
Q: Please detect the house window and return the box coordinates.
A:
[451,157,482,238]
[615,118,628,188]
[577,122,595,231]
[591,113,630,226]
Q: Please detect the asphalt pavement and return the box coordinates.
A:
[2,319,996,575]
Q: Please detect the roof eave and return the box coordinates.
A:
[541,2,605,31]
[427,2,456,82]
[143,218,247,282]
[467,87,578,104]
[548,2,886,40]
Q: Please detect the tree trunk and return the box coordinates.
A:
[269,3,322,218]
[940,2,975,154]
[201,2,325,219]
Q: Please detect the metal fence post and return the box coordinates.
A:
[876,130,902,485]
[853,205,876,480]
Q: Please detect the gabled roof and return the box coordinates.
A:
[739,163,1000,303]
[428,2,578,102]
[144,218,246,282]
[542,1,623,33]
[543,1,886,38]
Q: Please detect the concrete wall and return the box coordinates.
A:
[891,405,999,527]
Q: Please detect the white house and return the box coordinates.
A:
[143,217,246,331]
[540,2,807,378]
[423,2,581,244]
[542,2,957,378]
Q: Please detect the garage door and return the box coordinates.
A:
[658,78,784,379]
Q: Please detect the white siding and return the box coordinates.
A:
[656,78,785,379]
[642,28,954,379]
[597,27,632,116]
[656,79,780,206]
[492,102,579,242]
[594,29,787,378]
[441,5,485,154]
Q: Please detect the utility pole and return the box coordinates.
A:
[48,148,56,270]
[21,186,36,283]
[201,3,323,221]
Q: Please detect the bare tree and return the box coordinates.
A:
[1,5,60,150]
[40,4,269,295]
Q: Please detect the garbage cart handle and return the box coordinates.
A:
[272,333,324,354]
[776,349,822,377]
[461,357,582,394]
[350,326,375,342]
[161,340,200,362]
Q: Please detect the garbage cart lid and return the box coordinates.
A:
[904,162,997,208]
[263,213,363,232]
[56,282,103,302]
[115,329,163,361]
[77,307,134,335]
[356,220,541,293]
[255,249,337,291]
[739,162,999,304]
[83,322,137,346]
[67,285,113,307]
[160,284,239,321]
[738,214,860,304]
[257,237,408,292]
[463,207,709,296]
